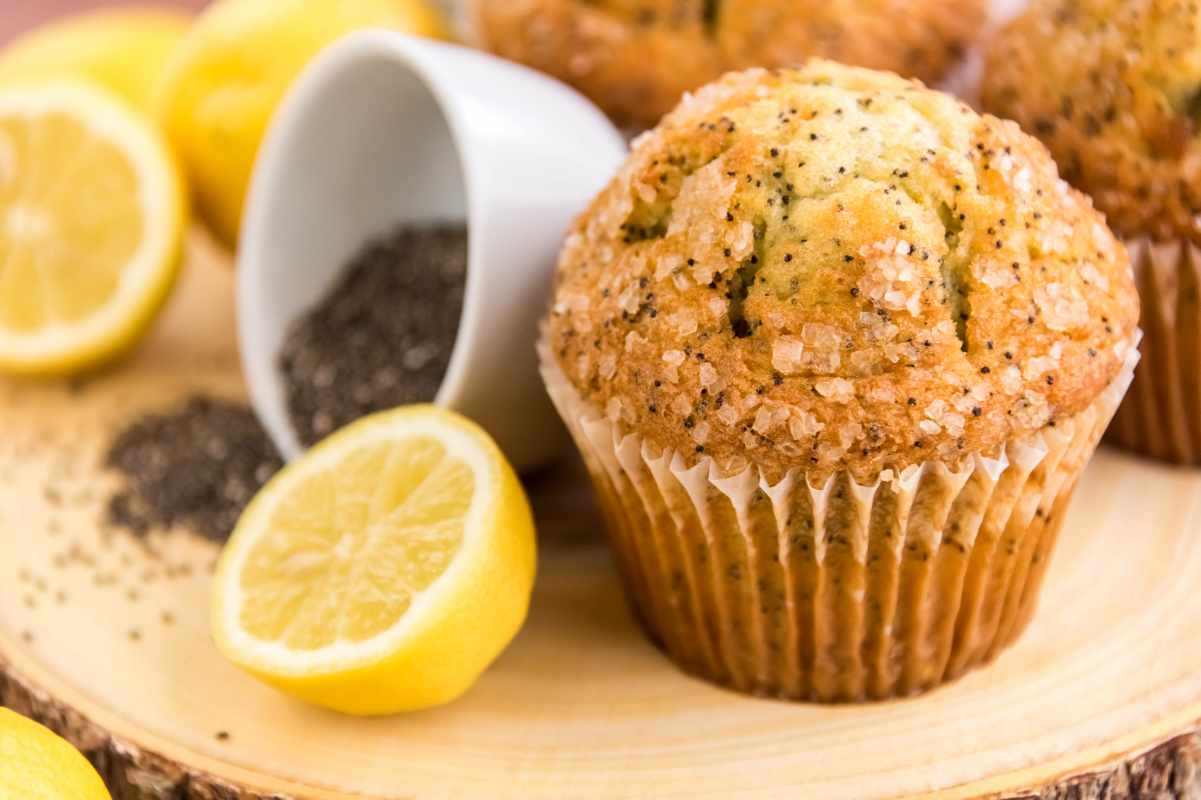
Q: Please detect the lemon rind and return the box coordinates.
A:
[213,409,502,677]
[0,81,183,368]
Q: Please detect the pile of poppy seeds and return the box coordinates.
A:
[100,222,466,544]
[279,222,468,446]
[104,396,283,543]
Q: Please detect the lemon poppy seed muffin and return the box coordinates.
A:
[982,0,1201,245]
[550,63,1137,483]
[982,0,1201,464]
[476,0,988,128]
[541,62,1139,701]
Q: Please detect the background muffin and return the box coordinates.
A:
[981,0,1201,245]
[476,0,988,128]
[542,62,1139,701]
[982,0,1201,464]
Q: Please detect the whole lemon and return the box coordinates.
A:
[0,6,191,112]
[155,0,449,250]
[0,708,111,799]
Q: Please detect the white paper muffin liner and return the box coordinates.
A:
[1107,239,1201,465]
[540,334,1138,701]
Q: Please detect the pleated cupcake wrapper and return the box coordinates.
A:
[540,335,1138,701]
[1107,238,1201,465]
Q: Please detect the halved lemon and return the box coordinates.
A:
[212,406,537,715]
[0,83,186,376]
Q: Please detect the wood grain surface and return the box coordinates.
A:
[0,235,1200,799]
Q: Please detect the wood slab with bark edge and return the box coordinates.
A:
[1,236,1201,800]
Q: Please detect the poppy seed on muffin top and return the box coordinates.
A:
[548,62,1140,483]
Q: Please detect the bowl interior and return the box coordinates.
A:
[239,48,467,459]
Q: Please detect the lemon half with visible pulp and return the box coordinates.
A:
[212,406,536,715]
[0,708,111,799]
[0,6,192,112]
[0,83,185,376]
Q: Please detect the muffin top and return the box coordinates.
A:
[547,62,1138,483]
[982,0,1201,244]
[476,0,987,129]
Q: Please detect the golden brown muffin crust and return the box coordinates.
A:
[476,0,988,128]
[547,63,1139,482]
[981,0,1201,245]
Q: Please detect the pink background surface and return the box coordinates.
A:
[1,0,208,43]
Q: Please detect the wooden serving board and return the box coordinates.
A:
[2,236,1201,800]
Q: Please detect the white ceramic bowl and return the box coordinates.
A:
[237,31,627,471]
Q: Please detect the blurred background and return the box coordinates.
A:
[1,0,205,42]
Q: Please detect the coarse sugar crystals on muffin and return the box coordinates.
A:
[476,0,988,129]
[982,0,1201,464]
[550,61,1137,485]
[542,61,1139,701]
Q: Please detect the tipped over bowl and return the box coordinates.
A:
[236,31,627,471]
